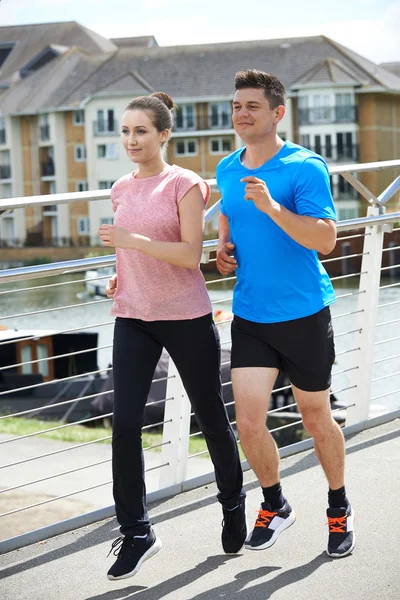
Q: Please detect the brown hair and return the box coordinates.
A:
[234,69,286,108]
[126,92,177,133]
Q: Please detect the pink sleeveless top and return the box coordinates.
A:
[110,164,212,321]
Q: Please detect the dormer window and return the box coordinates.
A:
[0,43,15,69]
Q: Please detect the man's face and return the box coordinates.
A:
[232,88,283,142]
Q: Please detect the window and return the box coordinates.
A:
[99,181,115,189]
[100,217,113,225]
[96,109,116,134]
[78,218,90,235]
[97,144,117,159]
[175,104,196,130]
[209,102,231,128]
[325,135,332,158]
[175,139,198,156]
[300,134,310,149]
[74,145,87,161]
[311,94,331,123]
[0,43,15,69]
[209,137,232,154]
[39,114,50,141]
[0,117,5,145]
[73,110,85,125]
[76,181,88,192]
[335,94,353,122]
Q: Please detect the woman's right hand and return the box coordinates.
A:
[106,274,118,299]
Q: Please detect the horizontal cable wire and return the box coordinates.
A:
[0,441,169,496]
[0,343,113,372]
[3,297,110,321]
[0,274,110,296]
[210,296,233,305]
[330,271,366,281]
[376,317,400,328]
[380,264,400,272]
[206,276,236,285]
[335,290,365,300]
[336,233,368,241]
[334,328,362,338]
[335,347,360,356]
[321,252,366,264]
[377,299,400,309]
[373,353,400,365]
[370,388,400,401]
[372,371,400,383]
[0,435,113,470]
[331,309,363,320]
[379,282,400,290]
[0,366,112,397]
[375,335,400,346]
[382,245,400,253]
[0,319,114,347]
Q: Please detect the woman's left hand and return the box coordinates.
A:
[98,224,134,248]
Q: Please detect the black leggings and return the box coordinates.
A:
[112,314,244,536]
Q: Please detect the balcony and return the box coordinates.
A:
[304,144,359,163]
[0,129,6,145]
[40,124,50,142]
[0,165,11,180]
[299,105,357,125]
[43,205,57,215]
[173,114,233,132]
[93,120,118,136]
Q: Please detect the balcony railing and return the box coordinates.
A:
[93,120,118,136]
[0,165,11,180]
[174,114,233,132]
[40,124,50,142]
[305,144,359,162]
[299,105,357,125]
[0,129,6,145]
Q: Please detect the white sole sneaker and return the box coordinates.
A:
[245,511,296,550]
[107,537,162,580]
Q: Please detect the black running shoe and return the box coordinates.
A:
[107,529,162,580]
[221,498,247,554]
[326,505,355,558]
[245,499,295,550]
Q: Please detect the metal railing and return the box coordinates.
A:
[0,159,399,554]
[298,105,357,125]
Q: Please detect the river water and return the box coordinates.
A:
[1,272,399,414]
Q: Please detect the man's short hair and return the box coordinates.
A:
[234,69,286,108]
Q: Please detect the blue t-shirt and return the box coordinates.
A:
[217,141,336,323]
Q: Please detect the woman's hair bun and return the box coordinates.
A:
[150,91,177,112]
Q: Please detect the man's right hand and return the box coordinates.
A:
[216,242,237,275]
[106,274,117,299]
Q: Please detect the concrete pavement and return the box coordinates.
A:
[1,419,399,599]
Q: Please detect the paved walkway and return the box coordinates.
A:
[1,419,399,600]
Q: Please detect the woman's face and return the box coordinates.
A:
[121,109,169,165]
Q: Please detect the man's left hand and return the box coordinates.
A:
[241,176,275,214]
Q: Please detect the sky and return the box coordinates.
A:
[1,0,399,65]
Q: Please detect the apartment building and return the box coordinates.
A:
[0,24,399,247]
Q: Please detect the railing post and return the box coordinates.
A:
[159,357,191,489]
[346,206,385,425]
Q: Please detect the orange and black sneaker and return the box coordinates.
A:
[245,499,295,550]
[326,505,355,558]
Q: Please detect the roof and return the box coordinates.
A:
[0,21,116,88]
[110,36,158,48]
[2,29,400,115]
[380,62,400,77]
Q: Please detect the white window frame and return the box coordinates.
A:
[98,181,115,189]
[74,144,87,162]
[100,217,113,226]
[96,109,116,134]
[175,104,196,131]
[97,143,118,160]
[77,218,90,235]
[76,181,88,192]
[209,137,232,155]
[174,139,198,157]
[73,110,85,125]
[209,102,231,129]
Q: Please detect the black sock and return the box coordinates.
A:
[262,482,284,510]
[328,486,349,509]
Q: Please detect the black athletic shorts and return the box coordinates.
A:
[230,307,335,392]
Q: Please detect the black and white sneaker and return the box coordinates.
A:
[221,498,247,554]
[245,499,295,550]
[107,529,162,580]
[326,505,355,558]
